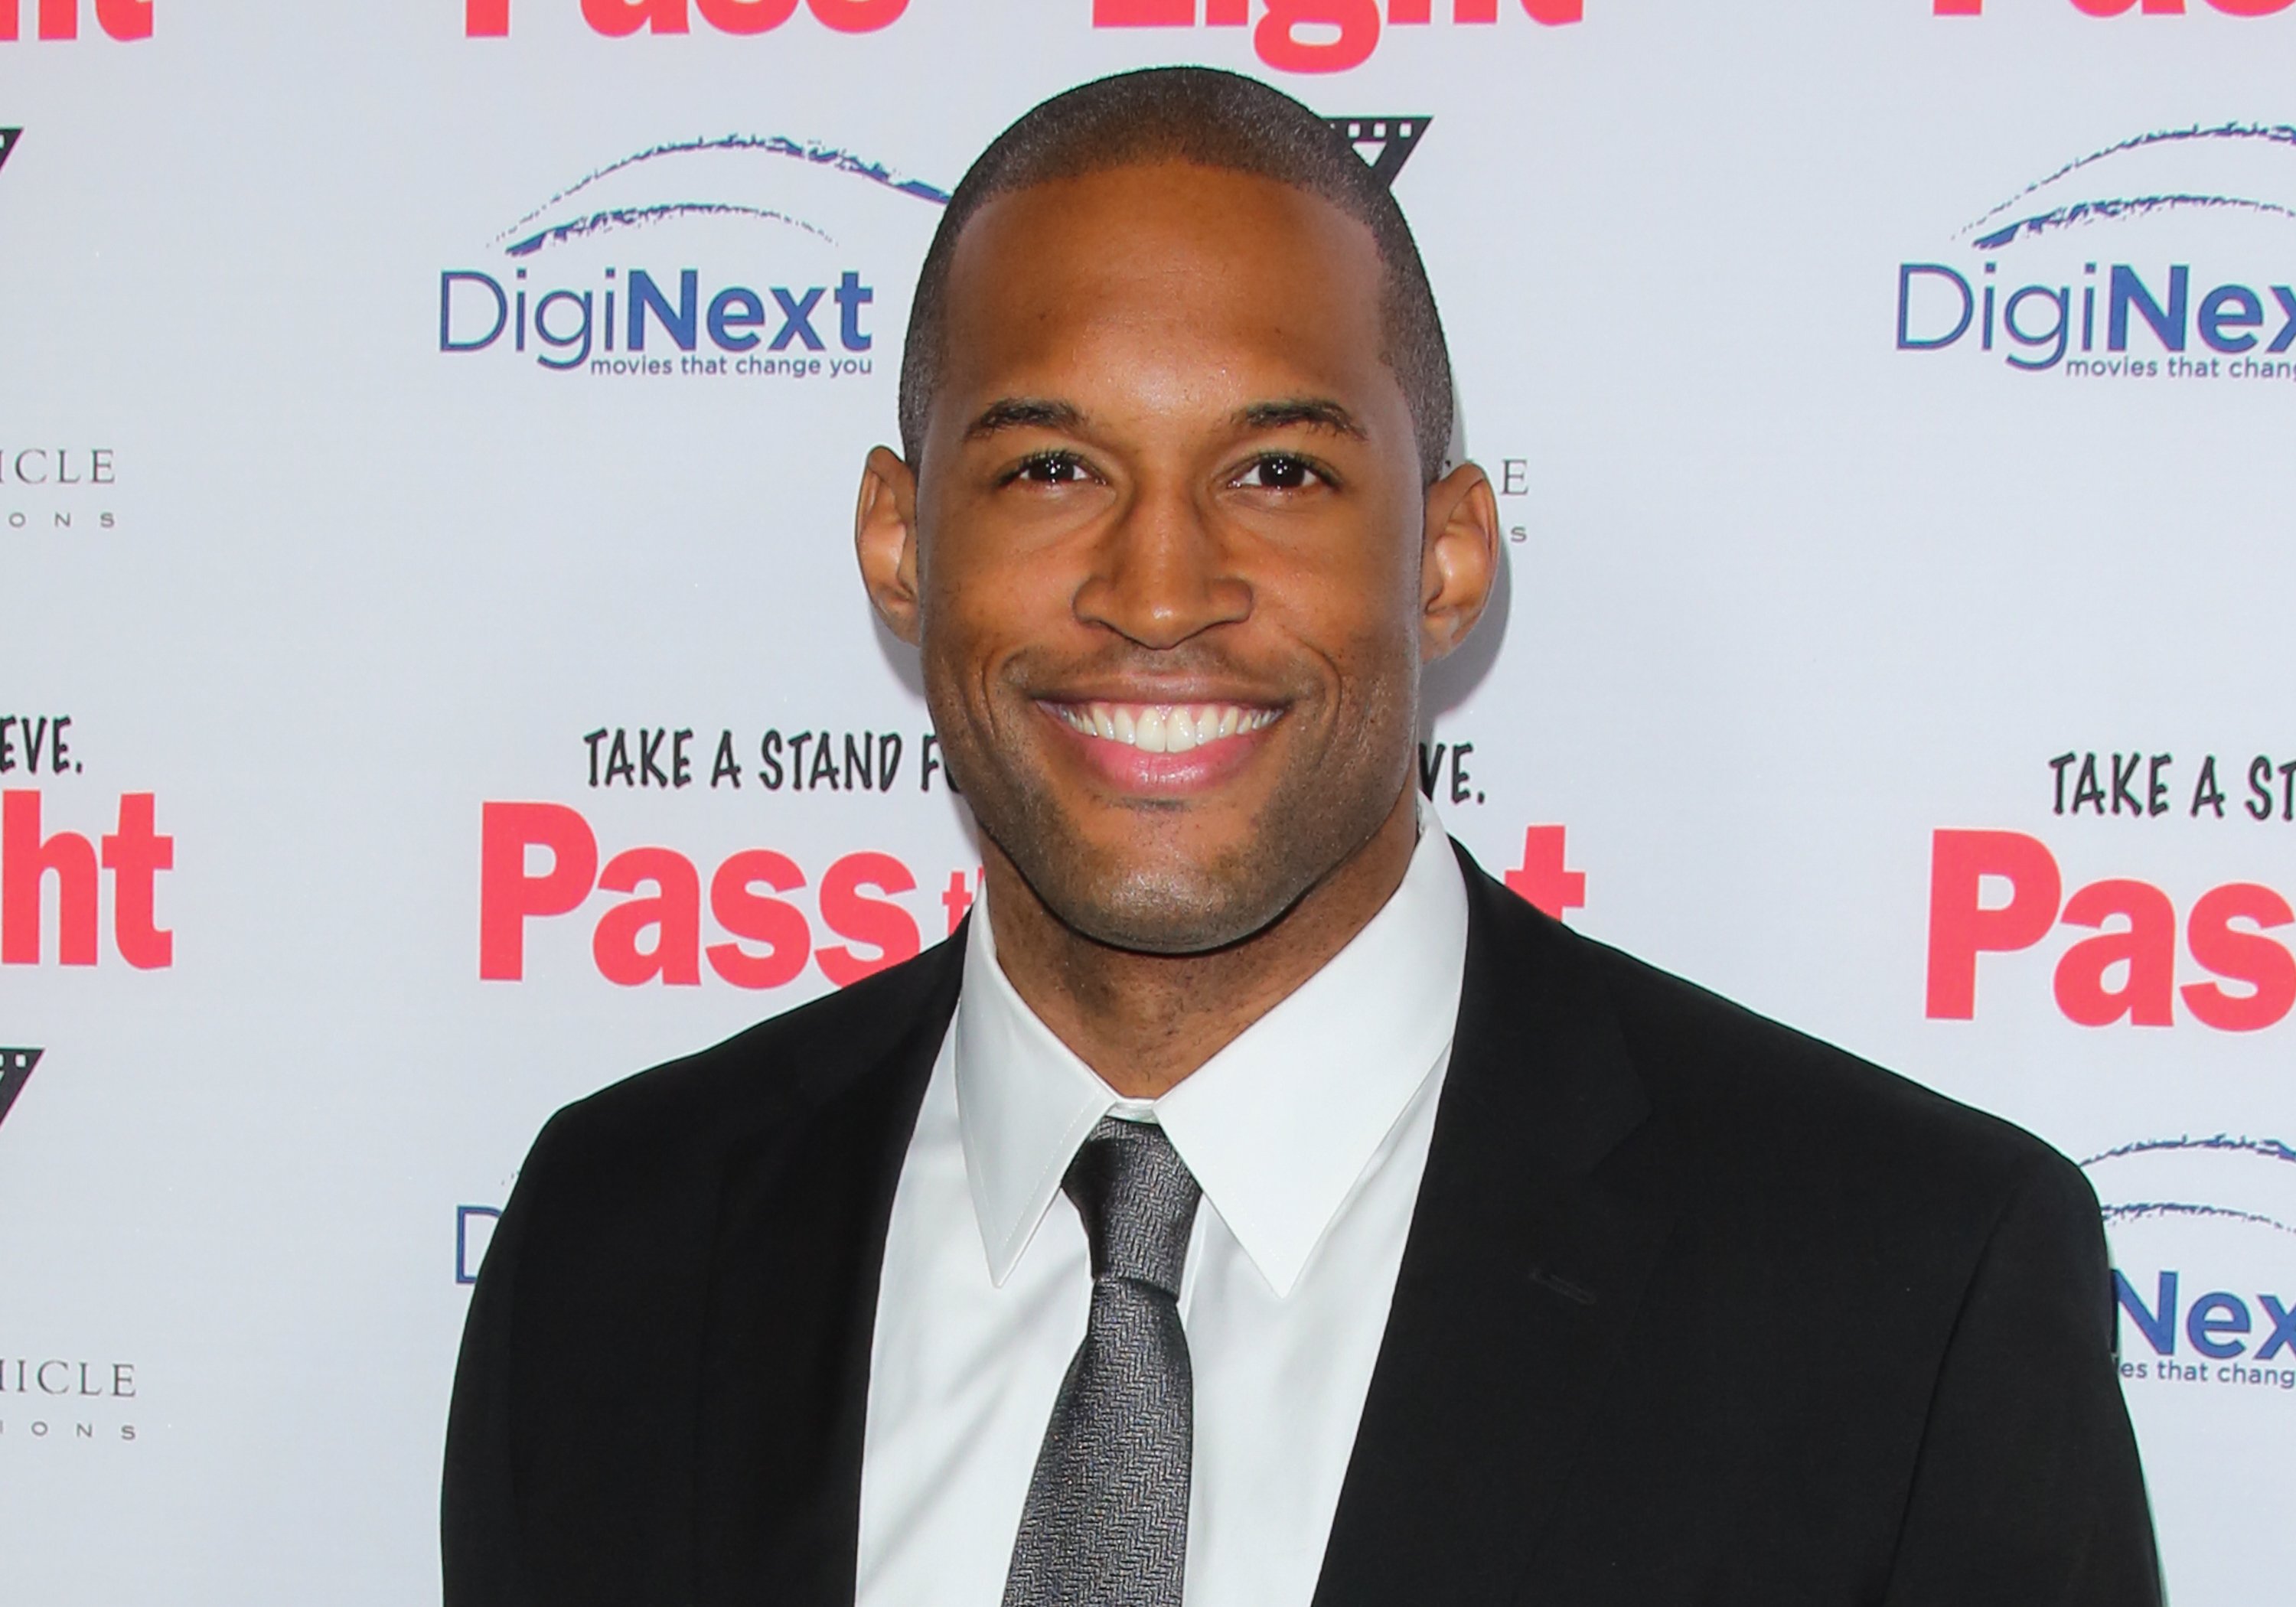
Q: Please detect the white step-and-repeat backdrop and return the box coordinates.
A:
[5,1,2293,1599]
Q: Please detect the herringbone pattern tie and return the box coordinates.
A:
[1002,1116,1203,1607]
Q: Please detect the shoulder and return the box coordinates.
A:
[1602,928,2063,1191]
[1461,854,2094,1245]
[513,931,964,1224]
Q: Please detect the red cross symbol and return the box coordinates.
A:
[942,869,980,934]
[1502,825,1585,920]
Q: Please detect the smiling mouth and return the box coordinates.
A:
[1048,701,1281,755]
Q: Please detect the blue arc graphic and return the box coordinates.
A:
[1974,192,2296,249]
[2102,1201,2296,1239]
[2082,1135,2296,1169]
[493,132,949,259]
[2080,1133,2296,1240]
[1961,122,2296,252]
[506,202,833,259]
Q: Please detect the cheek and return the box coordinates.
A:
[934,608,1059,716]
[1269,546,1424,686]
[922,538,1048,657]
[1280,488,1424,619]
[927,505,1089,624]
[918,569,1081,752]
[1301,575,1427,753]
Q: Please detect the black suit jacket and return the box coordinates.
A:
[444,844,2161,1605]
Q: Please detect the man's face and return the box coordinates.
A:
[862,161,1491,955]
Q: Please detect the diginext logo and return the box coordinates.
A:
[2085,1136,2296,1391]
[2115,1263,2296,1389]
[438,133,945,379]
[0,0,149,41]
[464,0,907,36]
[1092,1,1577,77]
[1897,124,2296,383]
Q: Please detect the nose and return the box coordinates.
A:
[1071,481,1252,650]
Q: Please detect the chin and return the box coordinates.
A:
[1041,849,1302,957]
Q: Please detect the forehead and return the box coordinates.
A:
[933,162,1400,433]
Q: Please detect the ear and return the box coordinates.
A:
[855,445,924,646]
[1419,461,1500,663]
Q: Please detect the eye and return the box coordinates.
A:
[1006,449,1094,487]
[1233,453,1327,492]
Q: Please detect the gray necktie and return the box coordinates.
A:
[1002,1116,1204,1607]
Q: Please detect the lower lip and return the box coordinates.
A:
[1039,706,1279,797]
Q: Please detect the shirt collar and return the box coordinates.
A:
[954,800,1469,1297]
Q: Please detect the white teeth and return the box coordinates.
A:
[1059,701,1277,751]
[1135,707,1168,753]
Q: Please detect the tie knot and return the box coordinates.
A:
[1062,1116,1202,1299]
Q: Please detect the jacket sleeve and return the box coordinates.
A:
[1880,1151,2164,1607]
[441,1122,553,1607]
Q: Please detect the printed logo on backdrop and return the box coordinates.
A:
[1,1353,141,1448]
[1920,751,2296,1397]
[1926,747,2296,1031]
[1896,123,2296,384]
[1094,0,1577,76]
[0,0,150,41]
[2082,1136,2296,1397]
[0,134,127,539]
[1933,1,2294,17]
[439,134,947,378]
[0,1046,41,1136]
[1328,116,1428,187]
[464,0,908,36]
[457,1203,502,1285]
[3,446,119,534]
[2,715,175,970]
[0,1050,144,1450]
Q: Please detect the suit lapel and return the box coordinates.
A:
[1312,850,1673,1607]
[690,929,966,1607]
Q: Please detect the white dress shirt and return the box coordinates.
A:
[856,807,1471,1607]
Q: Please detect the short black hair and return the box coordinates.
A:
[897,66,1454,481]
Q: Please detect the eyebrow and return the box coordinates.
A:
[1237,398,1368,440]
[964,397,1087,441]
[960,394,1370,444]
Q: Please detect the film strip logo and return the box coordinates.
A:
[1326,116,1430,190]
[0,1046,43,1133]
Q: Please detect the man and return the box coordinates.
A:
[444,67,2160,1607]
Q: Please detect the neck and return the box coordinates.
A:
[980,787,1421,1100]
